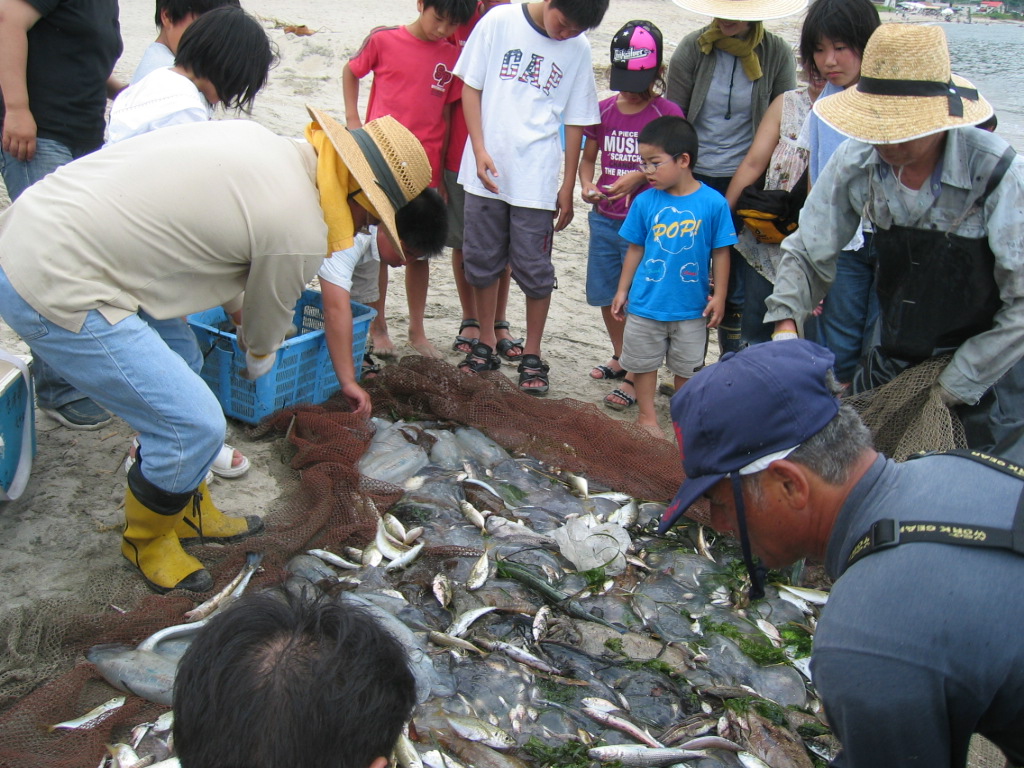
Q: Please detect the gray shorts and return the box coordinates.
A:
[445,168,465,250]
[462,193,555,299]
[350,253,380,304]
[619,314,708,377]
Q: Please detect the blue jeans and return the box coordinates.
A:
[0,266,224,492]
[695,173,744,354]
[1,139,94,409]
[818,233,879,382]
[585,209,629,307]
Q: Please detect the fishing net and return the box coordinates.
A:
[0,355,686,768]
[845,354,966,460]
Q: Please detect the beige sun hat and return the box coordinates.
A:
[306,106,432,255]
[670,0,807,22]
[813,24,993,144]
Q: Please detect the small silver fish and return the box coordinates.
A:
[184,551,263,622]
[404,526,425,545]
[608,499,639,528]
[478,639,562,675]
[459,500,487,530]
[697,525,716,563]
[448,606,498,638]
[563,471,589,499]
[432,572,453,608]
[49,696,125,731]
[428,630,484,654]
[587,745,707,766]
[361,541,384,567]
[385,541,425,572]
[583,708,662,748]
[307,548,361,570]
[466,551,490,591]
[394,732,423,768]
[383,513,408,542]
[376,519,411,561]
[531,605,553,643]
[446,714,516,750]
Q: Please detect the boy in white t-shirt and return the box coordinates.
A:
[453,0,609,395]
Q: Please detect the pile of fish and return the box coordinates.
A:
[82,419,838,768]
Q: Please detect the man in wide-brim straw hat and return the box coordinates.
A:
[765,23,1024,462]
[0,111,444,594]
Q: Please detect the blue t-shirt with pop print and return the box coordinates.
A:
[619,183,737,321]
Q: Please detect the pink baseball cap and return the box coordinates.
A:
[610,21,663,93]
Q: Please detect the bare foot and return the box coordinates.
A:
[372,330,397,359]
[410,337,443,359]
[638,422,664,439]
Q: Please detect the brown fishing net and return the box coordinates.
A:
[0,356,684,768]
[845,354,966,460]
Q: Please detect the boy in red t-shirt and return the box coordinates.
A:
[343,0,476,359]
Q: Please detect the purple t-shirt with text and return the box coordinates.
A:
[583,95,684,219]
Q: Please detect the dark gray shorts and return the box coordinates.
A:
[462,193,555,299]
[444,168,465,250]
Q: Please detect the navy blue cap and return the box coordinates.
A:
[659,339,840,533]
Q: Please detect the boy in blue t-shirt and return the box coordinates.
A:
[612,116,736,436]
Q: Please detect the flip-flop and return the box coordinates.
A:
[604,380,636,411]
[124,438,247,481]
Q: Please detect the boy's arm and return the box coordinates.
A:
[603,170,647,202]
[611,243,644,321]
[704,246,730,328]
[578,139,603,203]
[556,124,585,232]
[321,277,372,418]
[438,101,453,203]
[341,62,363,130]
[461,84,498,193]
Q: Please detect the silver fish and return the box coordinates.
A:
[433,572,453,608]
[49,696,125,731]
[532,605,553,643]
[582,708,662,748]
[466,551,490,591]
[563,471,589,499]
[184,551,263,622]
[307,548,361,570]
[383,513,408,542]
[385,541,425,572]
[86,645,177,706]
[428,630,484,654]
[448,606,498,638]
[421,750,469,768]
[361,541,384,567]
[586,745,707,766]
[446,714,516,750]
[404,526,425,545]
[394,732,423,768]
[608,499,639,528]
[107,743,153,768]
[459,500,487,530]
[478,638,563,675]
[376,518,411,561]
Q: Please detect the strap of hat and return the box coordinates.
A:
[857,76,979,118]
[349,127,407,211]
[731,474,767,600]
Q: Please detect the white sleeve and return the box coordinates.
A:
[318,231,376,291]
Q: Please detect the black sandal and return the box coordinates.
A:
[452,318,480,354]
[458,342,500,374]
[517,354,550,396]
[604,379,636,411]
[590,354,627,380]
[494,320,525,361]
[362,353,381,379]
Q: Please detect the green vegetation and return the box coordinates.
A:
[498,481,528,504]
[723,696,789,727]
[603,637,624,654]
[624,658,678,677]
[702,619,788,666]
[780,623,814,657]
[523,738,621,768]
[581,567,607,590]
[797,722,832,739]
[536,676,576,705]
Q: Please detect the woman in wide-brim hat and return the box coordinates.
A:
[665,0,806,355]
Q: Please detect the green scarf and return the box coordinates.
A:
[697,21,765,81]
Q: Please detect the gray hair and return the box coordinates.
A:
[741,403,873,495]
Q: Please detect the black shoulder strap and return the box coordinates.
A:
[979,145,1017,204]
[846,450,1024,568]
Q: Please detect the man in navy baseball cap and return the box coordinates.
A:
[660,339,843,596]
[654,342,1024,767]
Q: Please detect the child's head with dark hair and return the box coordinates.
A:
[395,188,448,260]
[799,0,880,78]
[548,0,610,33]
[639,116,699,167]
[174,589,416,768]
[155,0,239,28]
[174,6,277,112]
[421,0,477,26]
[609,20,666,100]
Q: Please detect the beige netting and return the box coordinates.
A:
[845,354,966,460]
[0,356,684,768]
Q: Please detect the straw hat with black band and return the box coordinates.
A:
[306,106,432,256]
[813,24,993,144]
[670,0,806,22]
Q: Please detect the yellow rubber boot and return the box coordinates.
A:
[122,487,213,594]
[175,481,265,544]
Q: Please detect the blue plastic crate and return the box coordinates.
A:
[0,357,35,496]
[188,290,375,424]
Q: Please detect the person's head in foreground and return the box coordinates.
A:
[306,107,447,266]
[812,23,992,169]
[174,587,416,768]
[659,340,876,596]
[154,0,241,50]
